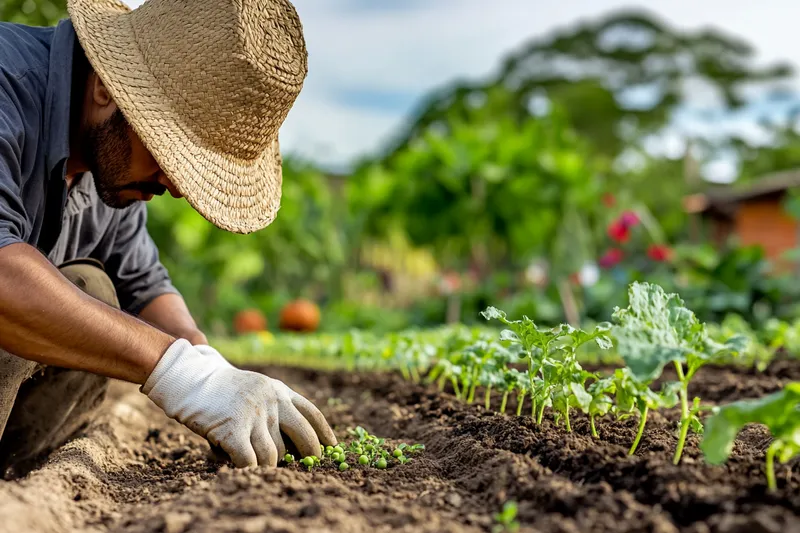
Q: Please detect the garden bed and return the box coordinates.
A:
[0,360,798,533]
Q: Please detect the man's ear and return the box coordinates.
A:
[90,71,114,108]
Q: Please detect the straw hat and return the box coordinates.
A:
[67,0,308,234]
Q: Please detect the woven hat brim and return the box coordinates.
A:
[68,0,283,234]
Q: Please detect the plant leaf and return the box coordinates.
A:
[700,382,800,465]
[570,382,593,412]
[612,282,703,382]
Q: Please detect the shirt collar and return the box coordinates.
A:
[44,18,76,178]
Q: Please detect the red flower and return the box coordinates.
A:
[602,193,616,207]
[620,210,640,228]
[647,244,672,262]
[607,220,630,243]
[598,248,624,269]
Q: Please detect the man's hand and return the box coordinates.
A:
[142,339,337,467]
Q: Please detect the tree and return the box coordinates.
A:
[386,9,793,162]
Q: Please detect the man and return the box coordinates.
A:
[0,0,337,478]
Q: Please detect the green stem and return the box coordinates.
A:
[629,406,648,455]
[536,400,546,424]
[516,392,526,416]
[437,374,446,391]
[766,441,778,492]
[590,415,598,438]
[673,362,690,465]
[564,408,572,432]
[410,366,420,384]
[527,356,537,417]
[467,367,480,404]
[484,386,492,410]
[500,391,509,414]
[451,377,461,399]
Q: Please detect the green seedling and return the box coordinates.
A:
[499,369,525,414]
[586,376,615,438]
[482,307,612,428]
[612,282,747,464]
[701,382,800,492]
[613,367,680,454]
[492,500,520,533]
[397,443,425,454]
[300,456,320,471]
[284,453,294,464]
[341,427,424,469]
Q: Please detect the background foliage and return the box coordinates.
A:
[6,4,800,334]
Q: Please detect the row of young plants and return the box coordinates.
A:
[219,282,800,490]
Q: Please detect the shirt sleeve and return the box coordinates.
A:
[0,75,32,250]
[104,202,180,315]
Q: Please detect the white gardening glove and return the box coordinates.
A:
[141,338,337,467]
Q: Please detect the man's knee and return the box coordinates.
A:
[58,258,120,310]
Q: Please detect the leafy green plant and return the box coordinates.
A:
[612,282,748,463]
[701,382,800,492]
[481,307,612,429]
[292,426,424,472]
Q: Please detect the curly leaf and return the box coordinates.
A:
[611,282,704,382]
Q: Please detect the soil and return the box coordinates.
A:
[1,360,798,533]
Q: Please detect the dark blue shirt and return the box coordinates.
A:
[0,18,178,314]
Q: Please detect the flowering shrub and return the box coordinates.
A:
[602,208,672,268]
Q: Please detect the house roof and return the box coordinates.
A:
[683,169,800,215]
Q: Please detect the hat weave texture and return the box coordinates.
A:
[67,0,309,233]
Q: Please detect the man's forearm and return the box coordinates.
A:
[0,243,174,384]
[138,293,207,345]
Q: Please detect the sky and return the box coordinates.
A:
[124,0,800,179]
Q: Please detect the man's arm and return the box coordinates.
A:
[138,293,208,345]
[0,242,173,383]
[0,243,338,466]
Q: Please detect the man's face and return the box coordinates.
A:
[82,106,181,209]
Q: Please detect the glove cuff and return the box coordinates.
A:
[140,338,194,396]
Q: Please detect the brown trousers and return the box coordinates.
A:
[0,258,119,479]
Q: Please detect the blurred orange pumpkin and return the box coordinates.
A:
[233,308,267,335]
[279,299,320,333]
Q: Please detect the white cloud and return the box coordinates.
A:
[122,0,800,169]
